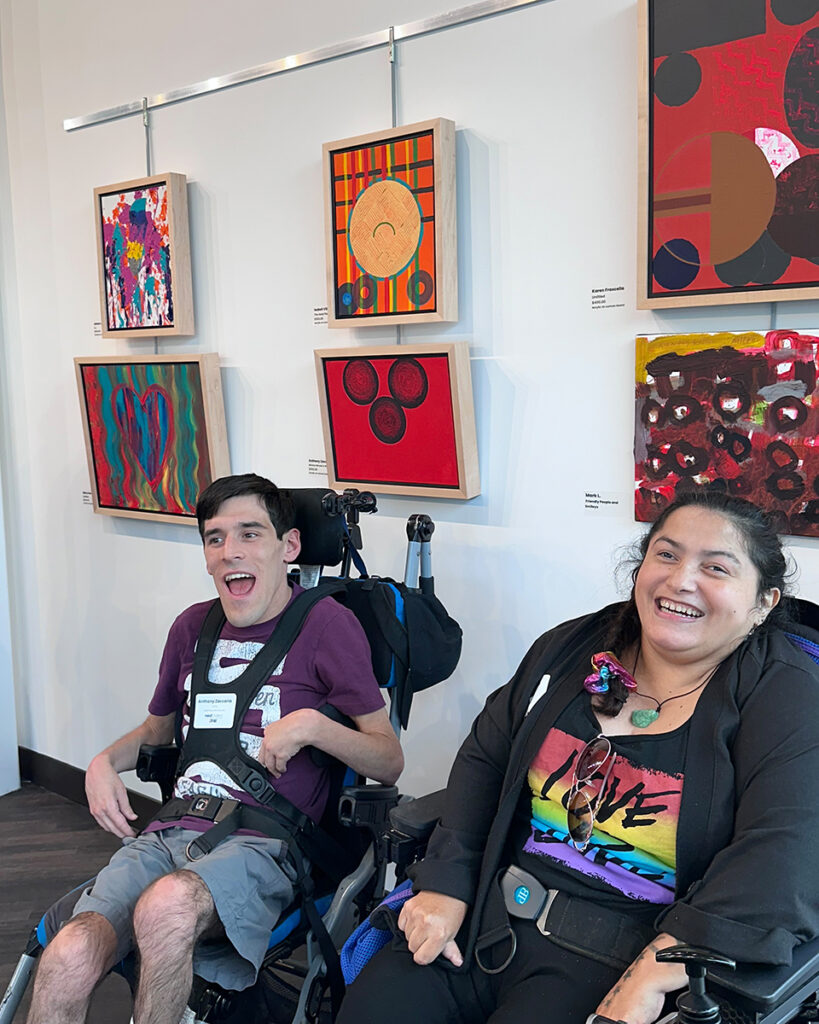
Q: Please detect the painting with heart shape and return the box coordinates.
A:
[75,355,229,523]
[113,384,173,489]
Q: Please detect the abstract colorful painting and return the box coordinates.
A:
[75,354,229,524]
[323,118,457,327]
[314,343,479,498]
[94,173,194,337]
[635,330,819,536]
[638,2,819,308]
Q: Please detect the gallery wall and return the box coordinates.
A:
[2,0,819,799]
[0,50,19,797]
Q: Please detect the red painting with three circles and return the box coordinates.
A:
[320,352,459,488]
[648,0,819,301]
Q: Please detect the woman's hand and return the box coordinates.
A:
[397,891,468,966]
[596,934,686,1024]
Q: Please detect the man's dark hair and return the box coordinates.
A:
[195,474,295,540]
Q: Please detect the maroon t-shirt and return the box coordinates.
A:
[146,585,384,829]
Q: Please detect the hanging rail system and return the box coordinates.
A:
[63,0,545,132]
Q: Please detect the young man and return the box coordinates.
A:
[27,474,403,1024]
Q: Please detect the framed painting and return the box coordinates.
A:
[635,330,819,536]
[94,172,194,337]
[638,1,819,308]
[314,342,479,498]
[75,354,229,524]
[323,118,457,328]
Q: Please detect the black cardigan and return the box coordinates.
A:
[410,604,819,966]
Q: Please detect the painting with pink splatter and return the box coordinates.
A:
[94,173,194,338]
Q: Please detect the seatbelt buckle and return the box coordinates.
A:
[186,795,239,823]
[500,865,553,921]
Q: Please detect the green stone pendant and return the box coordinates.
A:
[631,708,659,729]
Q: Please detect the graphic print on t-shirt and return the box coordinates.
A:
[174,637,286,799]
[525,728,683,903]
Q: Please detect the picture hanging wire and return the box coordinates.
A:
[63,0,546,132]
[141,97,160,355]
[388,26,404,348]
[389,26,398,130]
[142,97,152,177]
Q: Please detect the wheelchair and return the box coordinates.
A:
[375,598,819,1024]
[0,486,459,1024]
[382,792,819,1024]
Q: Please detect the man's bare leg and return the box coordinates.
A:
[27,912,118,1024]
[132,870,219,1024]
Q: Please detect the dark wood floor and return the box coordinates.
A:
[0,783,133,1022]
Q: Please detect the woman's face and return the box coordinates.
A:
[634,506,780,668]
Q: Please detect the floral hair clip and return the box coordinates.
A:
[583,652,638,695]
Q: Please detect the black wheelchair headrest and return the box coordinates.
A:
[287,488,345,568]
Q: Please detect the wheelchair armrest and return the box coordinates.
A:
[338,784,400,835]
[381,790,445,880]
[136,744,179,803]
[388,789,446,841]
[705,936,819,1015]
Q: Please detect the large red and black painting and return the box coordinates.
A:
[642,0,819,306]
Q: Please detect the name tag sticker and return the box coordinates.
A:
[193,693,237,729]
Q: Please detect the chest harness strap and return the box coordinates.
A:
[148,584,358,1016]
[149,585,350,876]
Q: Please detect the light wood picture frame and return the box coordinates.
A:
[94,172,194,337]
[638,0,819,309]
[75,353,229,524]
[323,118,457,328]
[314,342,479,499]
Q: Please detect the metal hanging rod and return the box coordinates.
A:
[64,0,544,132]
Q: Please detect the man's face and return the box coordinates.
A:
[202,494,300,628]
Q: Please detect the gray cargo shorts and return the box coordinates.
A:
[72,827,296,990]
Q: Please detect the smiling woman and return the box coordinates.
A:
[592,492,788,732]
[339,491,819,1024]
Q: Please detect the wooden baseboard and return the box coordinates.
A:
[18,747,160,819]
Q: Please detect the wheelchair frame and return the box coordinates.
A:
[0,486,445,1024]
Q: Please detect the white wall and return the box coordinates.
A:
[2,0,818,799]
[0,38,20,796]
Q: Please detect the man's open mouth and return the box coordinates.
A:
[225,572,255,596]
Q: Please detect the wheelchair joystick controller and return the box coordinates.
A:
[655,945,736,1024]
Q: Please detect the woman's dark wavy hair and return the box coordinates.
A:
[594,491,791,717]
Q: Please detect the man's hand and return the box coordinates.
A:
[397,891,468,967]
[85,753,139,838]
[258,706,404,785]
[259,710,311,778]
[596,934,686,1024]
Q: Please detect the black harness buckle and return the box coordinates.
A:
[186,795,240,823]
